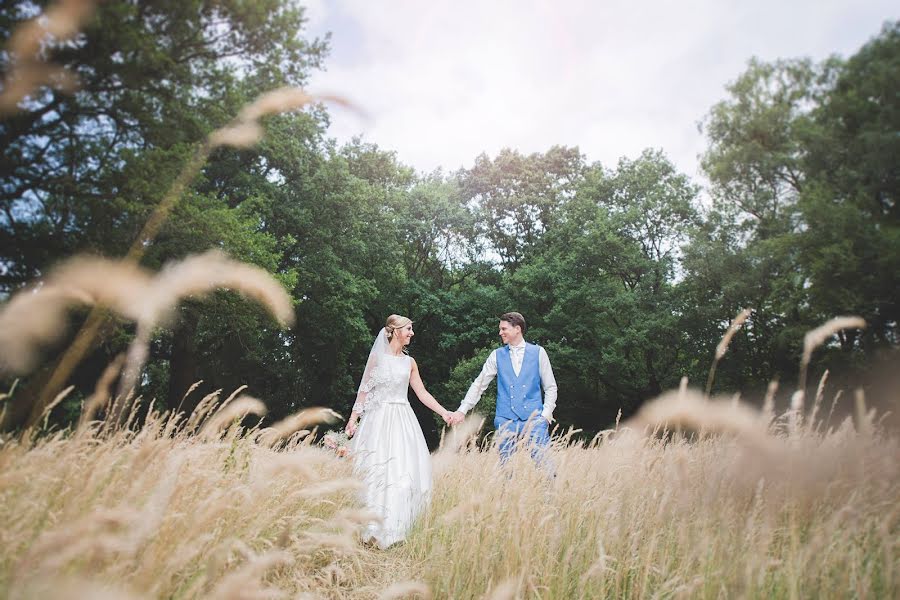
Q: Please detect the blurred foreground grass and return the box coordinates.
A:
[1,387,897,599]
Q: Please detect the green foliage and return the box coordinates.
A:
[458,146,585,270]
[798,22,900,347]
[693,20,898,393]
[1,5,896,439]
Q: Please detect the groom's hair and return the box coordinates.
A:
[500,312,526,335]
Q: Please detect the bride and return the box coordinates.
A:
[344,314,451,548]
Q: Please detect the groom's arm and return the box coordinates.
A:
[539,347,558,423]
[455,350,498,415]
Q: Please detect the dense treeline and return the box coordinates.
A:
[1,2,896,442]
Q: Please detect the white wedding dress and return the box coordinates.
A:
[351,351,432,548]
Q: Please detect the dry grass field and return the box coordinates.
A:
[1,382,897,599]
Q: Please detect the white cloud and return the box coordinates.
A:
[305,0,895,180]
[298,0,328,32]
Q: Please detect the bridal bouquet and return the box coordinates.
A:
[321,430,351,458]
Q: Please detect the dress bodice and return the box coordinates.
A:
[357,354,411,413]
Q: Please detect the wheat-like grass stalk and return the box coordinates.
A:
[706,308,751,396]
[432,414,485,476]
[715,308,752,360]
[627,388,774,453]
[788,390,804,434]
[484,578,519,600]
[182,390,224,432]
[377,581,432,600]
[135,249,295,328]
[0,256,149,376]
[27,385,74,438]
[438,494,486,525]
[198,396,267,440]
[116,250,296,396]
[289,478,362,500]
[218,385,248,412]
[799,316,866,392]
[0,249,294,414]
[0,64,79,115]
[0,380,18,429]
[46,256,153,320]
[207,550,294,600]
[0,0,96,115]
[854,388,874,437]
[126,456,185,551]
[14,509,138,579]
[296,530,360,556]
[207,122,265,149]
[0,285,93,374]
[257,407,343,447]
[761,379,778,428]
[13,577,144,600]
[808,369,829,433]
[210,88,357,149]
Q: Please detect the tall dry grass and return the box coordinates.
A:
[0,0,96,115]
[410,395,898,599]
[1,312,896,598]
[2,379,897,599]
[1,392,415,599]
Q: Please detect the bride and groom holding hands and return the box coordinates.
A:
[344,311,558,548]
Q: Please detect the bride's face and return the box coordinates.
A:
[396,323,414,346]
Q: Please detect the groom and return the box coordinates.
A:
[448,312,558,464]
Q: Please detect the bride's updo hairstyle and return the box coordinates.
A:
[384,314,412,341]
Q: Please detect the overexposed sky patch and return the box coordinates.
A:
[303,1,896,180]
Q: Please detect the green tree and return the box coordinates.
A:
[456,146,585,270]
[510,150,699,427]
[798,21,899,350]
[0,0,328,428]
[0,0,327,289]
[692,22,899,393]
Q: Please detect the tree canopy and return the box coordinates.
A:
[1,5,896,441]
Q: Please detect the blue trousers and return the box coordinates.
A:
[494,412,551,466]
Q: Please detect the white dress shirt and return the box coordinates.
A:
[457,341,558,422]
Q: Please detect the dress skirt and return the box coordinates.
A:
[351,400,432,548]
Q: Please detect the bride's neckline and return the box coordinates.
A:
[387,343,406,357]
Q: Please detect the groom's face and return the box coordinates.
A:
[498,320,522,345]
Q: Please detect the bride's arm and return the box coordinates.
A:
[409,358,451,423]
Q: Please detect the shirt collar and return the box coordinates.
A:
[509,341,526,350]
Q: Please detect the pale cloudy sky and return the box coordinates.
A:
[302,1,895,180]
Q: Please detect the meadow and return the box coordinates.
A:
[2,378,897,599]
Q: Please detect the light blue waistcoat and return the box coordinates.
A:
[495,343,543,420]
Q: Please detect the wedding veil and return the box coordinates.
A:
[352,327,390,414]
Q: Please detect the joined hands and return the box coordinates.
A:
[444,411,465,426]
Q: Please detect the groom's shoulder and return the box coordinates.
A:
[527,342,551,357]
